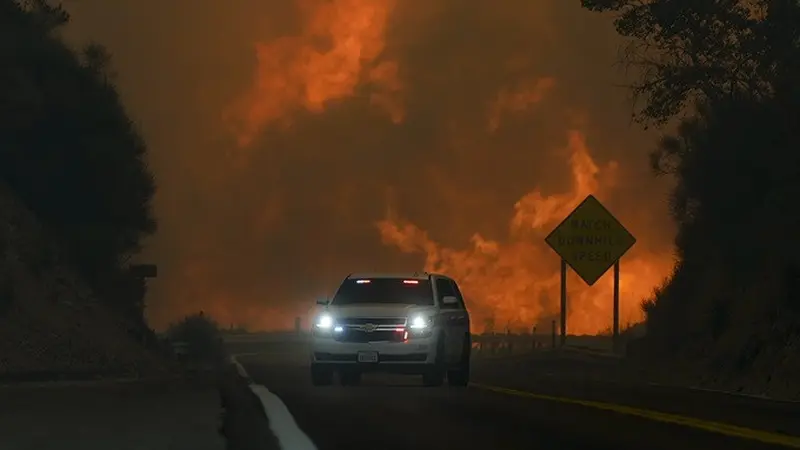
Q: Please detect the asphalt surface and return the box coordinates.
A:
[0,376,225,450]
[236,345,800,450]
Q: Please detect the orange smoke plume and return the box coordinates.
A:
[377,130,673,334]
[488,77,556,133]
[158,259,298,331]
[225,0,401,146]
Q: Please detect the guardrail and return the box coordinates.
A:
[471,333,619,357]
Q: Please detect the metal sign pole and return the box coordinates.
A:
[560,259,567,347]
[544,195,635,352]
[613,260,620,352]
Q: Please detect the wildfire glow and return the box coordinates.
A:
[488,77,556,133]
[225,0,400,147]
[203,0,677,334]
[376,131,674,334]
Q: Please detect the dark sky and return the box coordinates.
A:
[61,0,676,333]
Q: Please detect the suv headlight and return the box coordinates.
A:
[315,314,334,329]
[408,315,433,336]
[408,316,431,330]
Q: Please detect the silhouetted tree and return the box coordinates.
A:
[82,42,117,83]
[0,1,156,313]
[581,0,798,124]
[582,0,800,361]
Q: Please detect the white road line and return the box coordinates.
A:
[231,355,318,450]
[250,385,318,450]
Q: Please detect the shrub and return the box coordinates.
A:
[165,312,225,362]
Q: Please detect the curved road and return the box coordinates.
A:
[235,347,800,450]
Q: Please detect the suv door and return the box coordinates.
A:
[450,279,470,333]
[434,277,467,363]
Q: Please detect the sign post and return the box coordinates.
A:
[560,259,567,347]
[613,260,620,347]
[544,195,636,352]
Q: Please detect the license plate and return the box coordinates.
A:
[357,351,378,363]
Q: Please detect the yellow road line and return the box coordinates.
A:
[471,383,800,448]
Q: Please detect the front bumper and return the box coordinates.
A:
[310,335,437,367]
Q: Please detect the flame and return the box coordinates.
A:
[224,0,400,146]
[202,1,674,334]
[377,129,673,334]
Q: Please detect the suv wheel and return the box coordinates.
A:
[447,335,471,387]
[310,364,333,386]
[422,334,446,387]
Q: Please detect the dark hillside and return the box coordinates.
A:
[0,0,163,380]
[582,0,800,398]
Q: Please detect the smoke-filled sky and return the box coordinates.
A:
[62,0,676,334]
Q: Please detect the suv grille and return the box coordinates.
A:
[335,328,405,343]
[337,317,405,326]
[333,317,407,343]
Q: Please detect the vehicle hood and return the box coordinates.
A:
[326,303,436,319]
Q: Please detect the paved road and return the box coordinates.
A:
[236,348,800,450]
[0,376,225,450]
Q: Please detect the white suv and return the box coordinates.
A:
[309,272,471,387]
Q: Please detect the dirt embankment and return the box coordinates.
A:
[627,295,800,401]
[0,187,173,381]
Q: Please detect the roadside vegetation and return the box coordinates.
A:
[0,0,160,377]
[1,0,156,316]
[582,0,800,395]
[165,312,226,363]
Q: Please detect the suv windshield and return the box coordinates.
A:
[331,278,434,306]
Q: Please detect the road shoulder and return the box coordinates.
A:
[219,358,284,450]
[0,372,225,450]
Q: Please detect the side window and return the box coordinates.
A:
[435,278,458,309]
[450,281,467,310]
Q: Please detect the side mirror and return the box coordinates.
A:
[441,295,458,306]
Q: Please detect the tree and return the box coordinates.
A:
[581,0,800,360]
[580,0,797,126]
[82,42,117,83]
[0,1,156,305]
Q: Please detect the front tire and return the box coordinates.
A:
[448,335,471,387]
[310,364,333,386]
[422,334,446,387]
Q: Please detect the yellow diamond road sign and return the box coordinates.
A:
[545,195,636,286]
